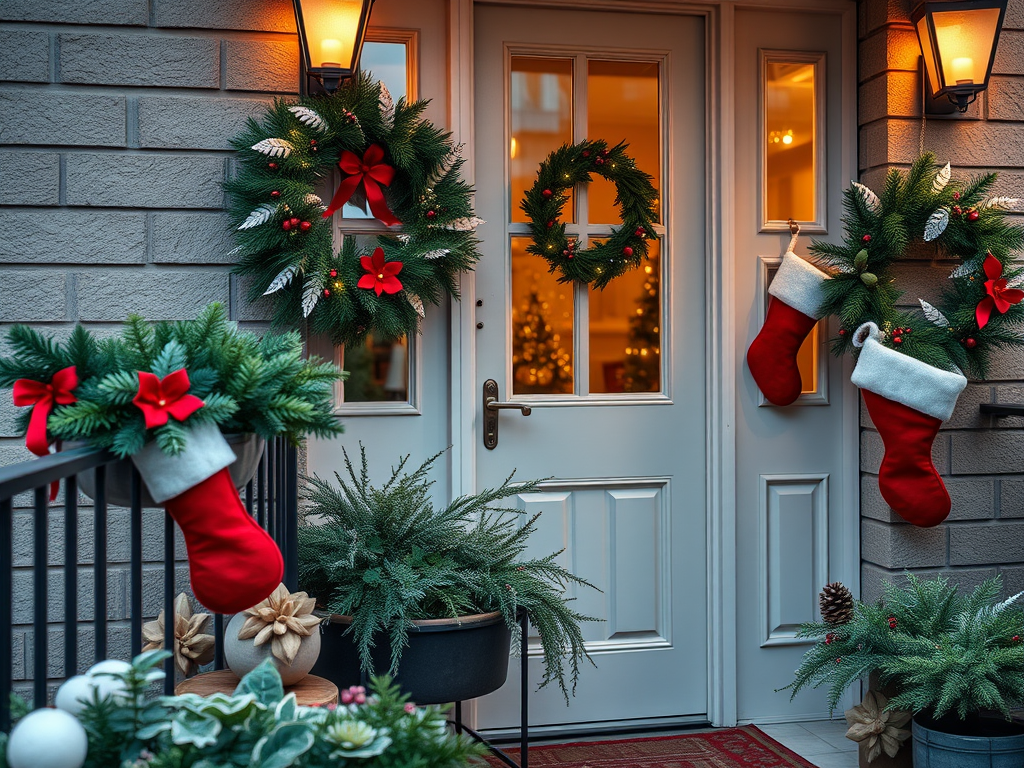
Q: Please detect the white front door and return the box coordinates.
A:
[471,4,708,732]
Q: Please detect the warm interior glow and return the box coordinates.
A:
[296,0,366,71]
[929,8,1001,90]
[510,136,518,159]
[320,38,343,67]
[765,60,816,223]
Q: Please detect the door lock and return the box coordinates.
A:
[483,379,531,449]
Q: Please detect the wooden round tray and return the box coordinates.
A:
[175,670,338,707]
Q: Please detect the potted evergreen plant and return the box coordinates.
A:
[0,303,345,616]
[298,447,596,705]
[786,574,1024,767]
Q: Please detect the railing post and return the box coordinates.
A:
[0,497,13,731]
[284,444,299,592]
[33,487,48,708]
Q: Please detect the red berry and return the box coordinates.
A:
[595,157,605,165]
[953,205,963,216]
[547,220,554,228]
[835,658,842,664]
[635,228,646,237]
[282,220,292,231]
[270,190,280,198]
[825,633,835,644]
[862,235,871,243]
[904,327,912,334]
[567,253,573,259]
[322,288,330,297]
[622,246,634,257]
[329,269,338,278]
[893,336,903,345]
[310,138,317,145]
[582,150,590,158]
[839,329,847,336]
[426,210,437,219]
[542,189,553,198]
[600,149,609,157]
[268,162,278,170]
[290,217,300,226]
[299,220,311,231]
[562,250,569,256]
[953,191,961,201]
[968,209,980,222]
[965,337,978,349]
[1014,635,1021,642]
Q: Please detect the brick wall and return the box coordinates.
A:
[0,0,300,695]
[858,0,1024,602]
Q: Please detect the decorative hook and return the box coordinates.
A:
[787,219,801,254]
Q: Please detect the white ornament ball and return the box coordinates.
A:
[85,659,130,699]
[6,708,88,768]
[54,675,94,716]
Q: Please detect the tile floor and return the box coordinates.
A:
[757,719,859,768]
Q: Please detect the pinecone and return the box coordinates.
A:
[820,582,854,626]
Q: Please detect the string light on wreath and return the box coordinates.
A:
[227,75,483,346]
[521,139,658,289]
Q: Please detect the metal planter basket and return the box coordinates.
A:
[311,611,512,705]
[70,433,265,507]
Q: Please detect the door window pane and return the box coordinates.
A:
[587,60,661,224]
[764,59,817,223]
[511,57,574,223]
[511,237,574,395]
[590,240,661,393]
[343,335,409,402]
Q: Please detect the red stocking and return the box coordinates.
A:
[132,423,283,614]
[747,298,818,406]
[862,391,949,527]
[851,322,967,528]
[746,251,828,406]
[165,468,283,614]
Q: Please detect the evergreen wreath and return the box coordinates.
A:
[811,153,1024,377]
[227,74,483,346]
[521,139,659,289]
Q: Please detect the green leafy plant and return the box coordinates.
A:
[786,574,1024,720]
[298,447,597,701]
[3,652,482,768]
[0,303,345,457]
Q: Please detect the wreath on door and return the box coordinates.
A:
[520,139,659,289]
[747,153,1024,528]
[227,74,483,346]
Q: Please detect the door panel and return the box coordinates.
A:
[733,6,858,722]
[473,5,707,731]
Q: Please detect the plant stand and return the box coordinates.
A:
[449,610,530,768]
[175,670,339,707]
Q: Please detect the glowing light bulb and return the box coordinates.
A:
[951,57,974,84]
[320,38,343,68]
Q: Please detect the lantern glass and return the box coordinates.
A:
[913,1,1006,110]
[294,0,372,77]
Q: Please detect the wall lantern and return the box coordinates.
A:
[293,0,375,94]
[912,0,1007,113]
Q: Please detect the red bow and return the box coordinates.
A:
[133,369,204,429]
[976,253,1024,329]
[13,366,78,458]
[357,246,404,296]
[323,144,400,226]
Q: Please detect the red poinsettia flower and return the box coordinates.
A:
[357,246,403,296]
[133,369,204,429]
[976,253,1024,329]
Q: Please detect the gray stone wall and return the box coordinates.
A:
[858,0,1024,602]
[0,0,300,697]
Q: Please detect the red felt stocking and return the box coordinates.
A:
[747,298,818,406]
[851,322,967,528]
[132,422,283,614]
[861,390,949,527]
[746,251,829,406]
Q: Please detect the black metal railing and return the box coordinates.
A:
[0,439,298,731]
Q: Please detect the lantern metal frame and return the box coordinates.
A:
[911,0,1008,114]
[292,0,375,94]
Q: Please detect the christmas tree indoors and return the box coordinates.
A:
[512,287,573,394]
[622,264,661,392]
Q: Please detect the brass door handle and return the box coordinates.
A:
[483,379,531,449]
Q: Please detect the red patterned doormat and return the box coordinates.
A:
[483,726,818,767]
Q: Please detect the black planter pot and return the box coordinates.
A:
[311,611,512,705]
